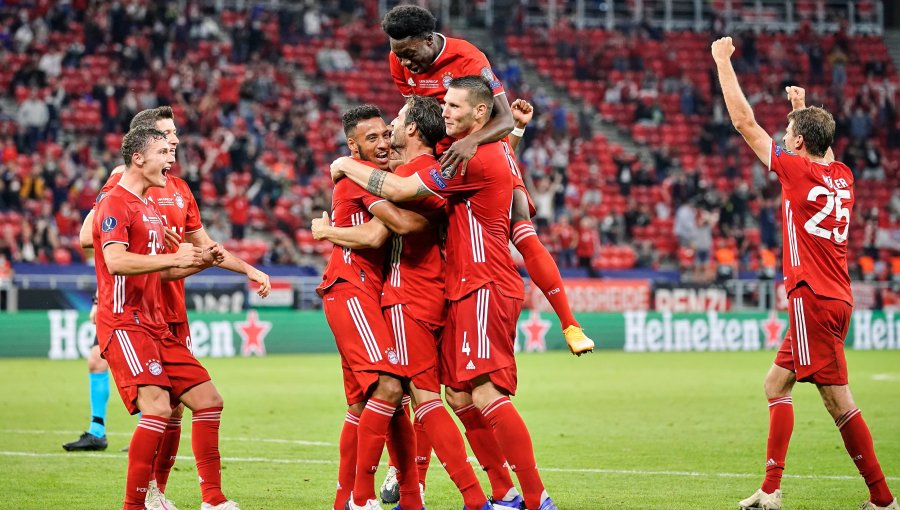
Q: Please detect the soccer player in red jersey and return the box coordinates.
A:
[713,37,897,510]
[332,76,557,510]
[315,96,494,510]
[80,107,271,510]
[382,4,594,356]
[319,105,424,510]
[94,127,242,510]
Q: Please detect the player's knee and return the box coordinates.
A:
[373,375,404,404]
[348,402,365,416]
[141,399,172,419]
[87,346,107,372]
[444,387,472,410]
[171,404,186,419]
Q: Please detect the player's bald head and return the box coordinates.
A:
[382,5,435,40]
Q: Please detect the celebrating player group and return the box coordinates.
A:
[78,2,897,510]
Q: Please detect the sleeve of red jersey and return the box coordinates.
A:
[361,189,388,211]
[95,194,133,249]
[457,52,505,97]
[415,158,484,199]
[768,140,804,183]
[390,54,414,97]
[183,184,203,233]
[91,173,123,211]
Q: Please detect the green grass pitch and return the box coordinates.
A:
[0,350,898,509]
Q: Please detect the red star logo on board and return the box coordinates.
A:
[519,309,551,353]
[236,310,272,357]
[761,310,786,349]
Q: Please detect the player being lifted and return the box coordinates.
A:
[94,127,242,510]
[332,76,558,510]
[382,4,594,356]
[711,37,897,510]
[314,95,496,510]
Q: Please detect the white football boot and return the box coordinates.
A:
[739,488,782,510]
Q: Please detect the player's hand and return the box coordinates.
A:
[330,157,349,183]
[511,99,534,128]
[311,211,331,241]
[173,242,204,268]
[711,37,736,63]
[248,267,271,297]
[202,243,226,266]
[785,86,806,111]
[439,136,478,177]
[163,227,181,250]
[89,303,97,325]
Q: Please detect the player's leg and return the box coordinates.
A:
[819,384,895,508]
[178,381,230,508]
[146,403,183,510]
[64,343,110,451]
[382,388,421,510]
[510,188,593,355]
[336,401,364,510]
[379,395,412,505]
[125,385,174,510]
[410,381,490,510]
[413,412,431,497]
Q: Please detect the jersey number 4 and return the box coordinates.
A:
[805,186,850,244]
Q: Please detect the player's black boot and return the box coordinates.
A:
[62,431,108,451]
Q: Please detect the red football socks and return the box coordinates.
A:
[416,400,487,510]
[124,415,167,509]
[454,403,515,501]
[334,410,360,510]
[761,397,793,493]
[192,407,226,506]
[353,398,397,505]
[413,414,432,489]
[512,221,578,330]
[385,406,422,510]
[837,409,894,507]
[481,397,545,510]
[153,416,182,493]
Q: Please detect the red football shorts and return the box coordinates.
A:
[103,329,211,414]
[384,304,441,393]
[774,284,851,385]
[441,283,522,394]
[323,282,403,405]
[168,321,191,348]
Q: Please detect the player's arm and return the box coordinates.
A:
[103,242,204,276]
[785,85,835,163]
[712,37,772,166]
[370,201,430,236]
[440,94,515,174]
[331,158,434,202]
[184,228,271,297]
[508,98,533,153]
[79,209,95,249]
[312,212,392,249]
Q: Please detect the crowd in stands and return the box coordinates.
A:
[0,0,898,289]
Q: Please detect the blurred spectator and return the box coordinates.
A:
[576,217,599,278]
[550,215,577,269]
[17,89,49,152]
[673,200,696,247]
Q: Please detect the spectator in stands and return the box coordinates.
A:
[692,208,716,268]
[861,139,884,180]
[576,216,600,278]
[531,175,562,228]
[634,240,656,269]
[634,96,664,126]
[890,189,900,221]
[714,238,737,283]
[16,89,49,152]
[848,106,873,142]
[551,215,577,269]
[674,199,697,248]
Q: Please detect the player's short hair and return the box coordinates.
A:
[447,76,494,117]
[342,104,383,138]
[129,106,174,130]
[404,95,445,150]
[787,106,834,158]
[121,127,168,166]
[381,5,436,40]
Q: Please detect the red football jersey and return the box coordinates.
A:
[769,141,855,305]
[380,154,447,326]
[93,184,170,350]
[416,142,524,301]
[96,172,203,323]
[390,33,505,100]
[318,159,387,301]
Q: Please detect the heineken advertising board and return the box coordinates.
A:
[0,309,898,359]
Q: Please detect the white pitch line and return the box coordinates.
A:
[0,429,333,447]
[872,373,900,382]
[1,451,896,482]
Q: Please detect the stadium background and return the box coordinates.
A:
[0,1,899,509]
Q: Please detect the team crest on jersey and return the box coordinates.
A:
[428,167,448,189]
[101,216,117,232]
[385,348,399,365]
[774,145,795,157]
[95,192,107,204]
[174,192,185,209]
[441,71,454,89]
[407,77,415,86]
[147,359,163,376]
